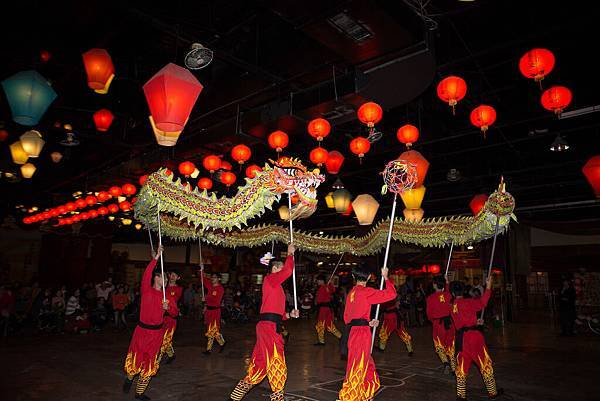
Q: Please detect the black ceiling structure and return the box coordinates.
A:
[1,0,599,242]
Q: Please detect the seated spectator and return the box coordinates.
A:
[65,290,82,317]
[90,298,108,331]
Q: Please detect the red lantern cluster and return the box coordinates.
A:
[307,118,331,142]
[396,124,419,148]
[325,150,345,175]
[122,183,137,196]
[268,130,289,153]
[93,109,114,132]
[310,147,329,167]
[231,144,252,165]
[109,186,122,197]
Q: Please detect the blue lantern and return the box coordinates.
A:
[1,70,57,126]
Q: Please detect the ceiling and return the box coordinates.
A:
[1,0,599,241]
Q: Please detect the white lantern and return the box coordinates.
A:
[278,205,290,221]
[50,151,63,163]
[9,141,29,164]
[20,162,36,178]
[190,167,200,179]
[333,188,352,213]
[20,130,45,157]
[352,194,380,225]
[150,115,182,147]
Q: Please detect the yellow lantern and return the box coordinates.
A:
[352,194,379,225]
[333,188,352,213]
[108,216,115,221]
[135,223,142,230]
[278,205,290,221]
[10,141,29,164]
[122,218,133,226]
[20,130,45,157]
[150,115,184,147]
[50,151,63,163]
[325,192,335,208]
[400,186,426,209]
[403,208,424,222]
[20,162,36,178]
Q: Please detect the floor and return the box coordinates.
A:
[1,316,598,401]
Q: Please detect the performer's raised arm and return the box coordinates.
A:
[366,267,396,305]
[472,276,492,311]
[141,245,162,295]
[267,244,295,286]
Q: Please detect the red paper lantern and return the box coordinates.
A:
[72,215,82,222]
[519,48,555,82]
[97,191,111,202]
[178,161,196,176]
[122,183,137,196]
[198,177,213,190]
[0,129,8,142]
[75,198,87,209]
[131,197,137,204]
[268,130,289,153]
[399,150,429,187]
[325,150,345,175]
[220,171,236,187]
[231,144,252,165]
[221,160,233,171]
[98,206,109,216]
[50,208,59,217]
[396,124,419,148]
[541,86,572,115]
[64,217,74,225]
[40,49,51,63]
[82,48,115,94]
[119,201,132,211]
[307,118,331,141]
[80,212,90,220]
[469,194,489,216]
[93,109,114,132]
[139,175,148,186]
[88,210,99,219]
[357,102,383,128]
[85,195,97,206]
[107,203,119,214]
[245,165,262,179]
[342,202,353,216]
[350,137,371,159]
[58,205,67,214]
[437,76,467,113]
[66,202,76,212]
[203,155,222,173]
[582,156,600,198]
[42,211,51,220]
[109,186,122,197]
[470,105,497,134]
[23,217,32,224]
[428,264,441,274]
[143,63,203,132]
[310,147,329,167]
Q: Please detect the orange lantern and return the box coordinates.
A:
[396,124,419,148]
[325,150,345,174]
[349,137,371,161]
[93,109,114,132]
[399,150,429,187]
[541,86,572,116]
[357,102,383,128]
[58,205,67,214]
[437,76,467,114]
[88,210,99,219]
[231,144,252,165]
[85,195,97,206]
[307,118,331,141]
[72,214,82,223]
[107,203,119,214]
[97,191,111,202]
[268,130,289,153]
[198,177,213,190]
[80,212,91,220]
[75,198,87,209]
[469,194,488,216]
[220,171,236,187]
[109,186,122,197]
[66,202,76,212]
[310,147,329,167]
[122,183,137,196]
[519,48,555,83]
[119,201,132,211]
[82,48,115,94]
[221,160,233,171]
[245,164,262,179]
[582,156,600,198]
[98,206,109,216]
[470,105,497,136]
[428,264,441,274]
[203,155,222,173]
[178,161,196,177]
[139,175,148,186]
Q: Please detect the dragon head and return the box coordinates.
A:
[268,157,325,219]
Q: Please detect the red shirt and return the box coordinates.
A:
[451,289,491,329]
[166,285,183,316]
[316,284,335,304]
[260,255,294,317]
[426,291,452,320]
[201,274,224,308]
[139,258,164,325]
[344,279,396,324]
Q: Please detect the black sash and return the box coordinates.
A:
[340,319,369,357]
[259,313,283,333]
[137,321,163,330]
[433,315,453,330]
[206,305,220,310]
[455,325,483,354]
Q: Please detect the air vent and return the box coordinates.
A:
[327,12,373,42]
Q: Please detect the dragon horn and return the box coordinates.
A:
[499,176,506,192]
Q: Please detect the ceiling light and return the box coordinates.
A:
[31,206,38,212]
[446,168,461,182]
[135,223,142,230]
[317,261,323,266]
[467,244,474,250]
[72,191,82,197]
[332,178,345,189]
[319,231,324,235]
[122,218,132,226]
[550,135,569,152]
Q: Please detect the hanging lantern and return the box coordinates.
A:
[50,151,63,163]
[428,264,441,274]
[149,115,182,147]
[198,177,213,190]
[245,165,262,179]
[352,194,380,225]
[72,214,82,223]
[519,48,555,83]
[470,105,497,136]
[350,137,371,161]
[0,129,8,142]
[325,150,345,174]
[82,48,115,94]
[19,130,45,157]
[119,201,132,211]
[40,50,51,63]
[307,118,331,142]
[85,195,98,206]
[1,70,57,125]
[107,203,119,214]
[108,216,115,222]
[220,171,236,187]
[541,86,572,116]
[93,109,114,132]
[139,175,148,186]
[221,160,233,171]
[333,188,352,213]
[400,186,426,209]
[403,208,424,222]
[469,194,489,216]
[97,191,111,202]
[310,147,329,167]
[436,76,467,114]
[9,141,29,164]
[122,183,137,196]
[398,150,429,187]
[143,63,203,132]
[178,161,196,177]
[231,144,252,165]
[342,202,353,216]
[50,209,60,218]
[582,156,600,198]
[325,192,335,209]
[203,155,222,173]
[278,205,290,221]
[109,186,122,197]
[20,163,36,178]
[190,168,200,179]
[98,206,109,216]
[75,198,87,209]
[66,202,76,212]
[135,223,142,230]
[357,102,383,128]
[268,130,289,153]
[88,210,99,219]
[58,205,67,214]
[396,124,419,148]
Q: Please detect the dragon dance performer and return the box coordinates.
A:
[377,297,413,356]
[229,244,299,401]
[160,270,182,364]
[123,245,167,401]
[426,275,455,374]
[201,270,226,354]
[338,264,396,401]
[314,274,342,345]
[450,276,503,400]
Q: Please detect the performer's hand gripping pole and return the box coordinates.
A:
[198,237,205,301]
[156,201,166,302]
[288,194,298,311]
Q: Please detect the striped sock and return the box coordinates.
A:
[230,379,253,401]
[135,376,151,395]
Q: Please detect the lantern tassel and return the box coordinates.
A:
[288,194,298,311]
[156,201,166,302]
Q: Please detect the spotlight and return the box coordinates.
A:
[550,135,569,152]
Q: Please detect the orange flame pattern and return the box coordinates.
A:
[338,353,380,401]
